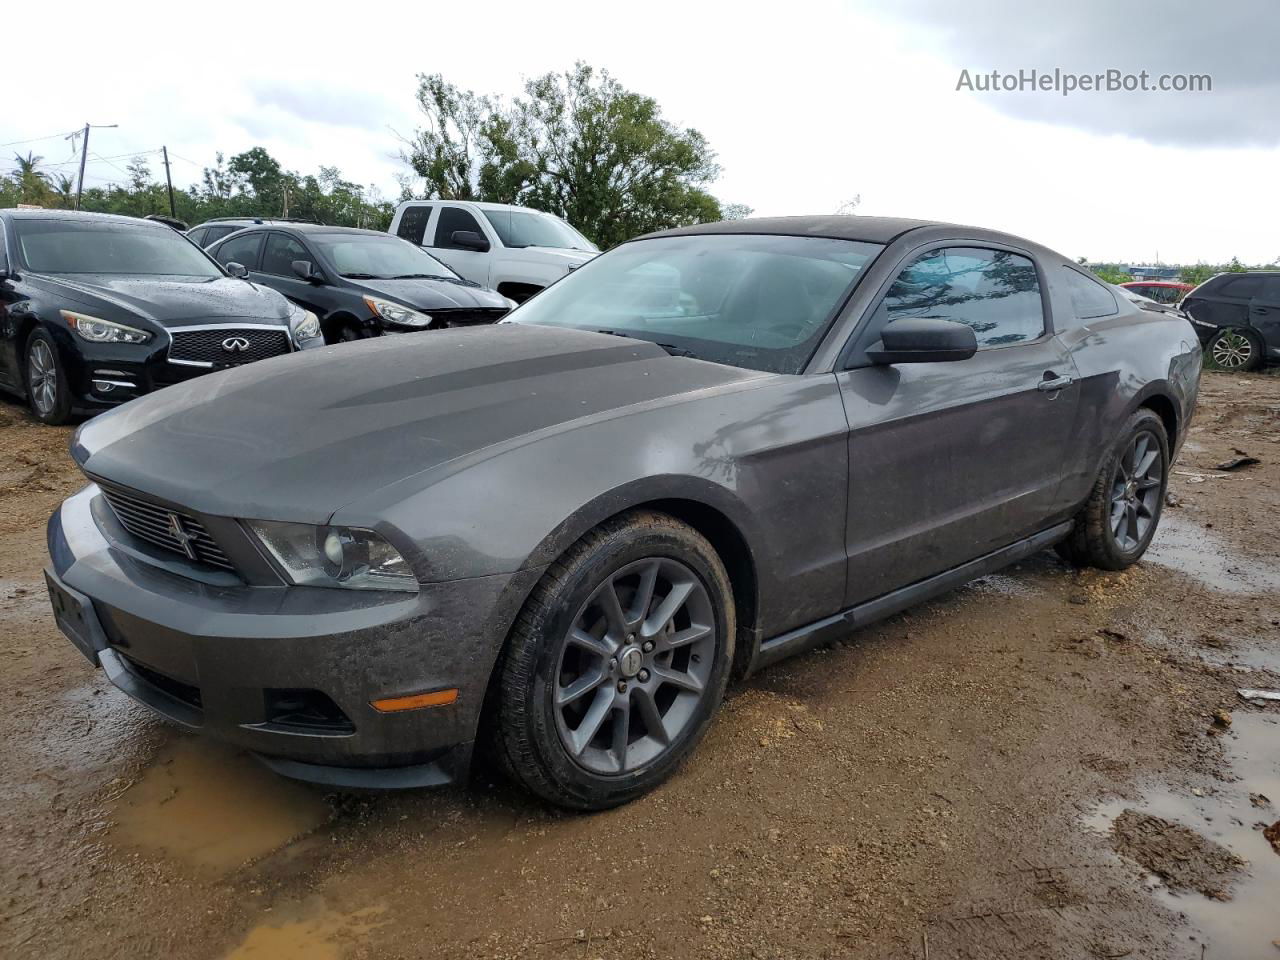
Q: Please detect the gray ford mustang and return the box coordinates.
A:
[45,216,1201,809]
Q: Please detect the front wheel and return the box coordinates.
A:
[1207,327,1263,371]
[493,512,735,810]
[1056,409,1168,570]
[25,330,73,425]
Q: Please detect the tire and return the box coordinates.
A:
[1056,409,1168,570]
[25,329,74,425]
[1207,327,1263,372]
[493,511,735,810]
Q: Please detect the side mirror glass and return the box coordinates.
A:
[225,261,249,279]
[291,259,324,282]
[451,230,490,253]
[866,317,978,365]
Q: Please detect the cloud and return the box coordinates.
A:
[244,80,403,132]
[878,0,1280,147]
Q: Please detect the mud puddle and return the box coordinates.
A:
[1146,512,1280,595]
[1087,712,1280,958]
[109,737,331,873]
[223,896,387,960]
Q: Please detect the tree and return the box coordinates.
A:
[1180,263,1216,286]
[11,152,51,205]
[1092,264,1131,285]
[1224,256,1247,273]
[406,63,740,248]
[126,156,152,193]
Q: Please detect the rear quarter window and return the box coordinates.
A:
[1061,267,1118,321]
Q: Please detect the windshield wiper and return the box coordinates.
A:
[340,272,382,279]
[596,330,699,359]
[388,273,454,280]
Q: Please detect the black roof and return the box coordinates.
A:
[0,208,165,226]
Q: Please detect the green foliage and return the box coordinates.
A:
[1180,262,1216,286]
[406,63,743,248]
[0,147,393,230]
[1224,256,1247,273]
[1091,264,1131,285]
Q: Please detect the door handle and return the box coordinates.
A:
[1037,374,1074,392]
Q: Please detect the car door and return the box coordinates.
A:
[835,244,1081,607]
[427,205,491,284]
[1248,275,1280,352]
[255,231,329,315]
[212,230,264,273]
[0,222,19,390]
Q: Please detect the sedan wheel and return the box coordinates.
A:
[28,339,58,416]
[554,557,716,775]
[25,331,73,425]
[1209,329,1260,371]
[494,512,734,809]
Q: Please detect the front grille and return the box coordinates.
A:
[169,326,291,365]
[96,480,235,571]
[428,308,508,328]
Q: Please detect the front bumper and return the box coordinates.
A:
[46,485,540,788]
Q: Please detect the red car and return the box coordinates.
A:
[1120,280,1193,305]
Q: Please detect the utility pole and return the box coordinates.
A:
[67,122,119,210]
[283,184,290,218]
[162,146,176,218]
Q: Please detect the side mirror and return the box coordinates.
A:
[225,261,249,279]
[866,317,978,364]
[291,260,323,282]
[451,230,490,253]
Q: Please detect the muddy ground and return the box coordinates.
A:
[1,371,1278,960]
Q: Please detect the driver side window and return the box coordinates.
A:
[880,247,1045,348]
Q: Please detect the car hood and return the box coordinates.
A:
[73,325,765,523]
[40,273,291,328]
[500,247,597,270]
[347,276,508,311]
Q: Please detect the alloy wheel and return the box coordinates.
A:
[27,340,58,416]
[1109,430,1163,552]
[554,557,716,775]
[1211,330,1254,369]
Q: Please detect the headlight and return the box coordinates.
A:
[60,310,152,344]
[247,520,418,593]
[289,305,322,341]
[364,296,431,328]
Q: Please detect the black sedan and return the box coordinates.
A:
[206,224,513,344]
[45,216,1201,809]
[0,210,324,424]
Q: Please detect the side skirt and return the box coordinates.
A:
[747,522,1073,675]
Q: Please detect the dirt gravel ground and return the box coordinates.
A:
[1,371,1278,960]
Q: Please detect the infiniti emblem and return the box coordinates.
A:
[221,336,251,353]
[166,513,199,561]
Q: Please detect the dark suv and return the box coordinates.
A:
[1181,272,1280,370]
[207,224,511,343]
[187,217,316,249]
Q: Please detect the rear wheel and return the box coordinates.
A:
[1207,327,1263,371]
[25,330,73,425]
[1057,409,1168,570]
[494,512,734,810]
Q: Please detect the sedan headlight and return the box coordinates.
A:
[247,520,418,592]
[61,310,152,344]
[288,304,322,341]
[364,296,432,328]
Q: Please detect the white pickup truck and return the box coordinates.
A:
[388,200,598,303]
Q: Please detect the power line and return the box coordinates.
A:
[0,128,81,149]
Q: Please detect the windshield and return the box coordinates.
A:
[507,234,882,373]
[15,218,222,277]
[308,233,462,280]
[482,209,597,252]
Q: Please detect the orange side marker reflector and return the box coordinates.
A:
[370,689,458,713]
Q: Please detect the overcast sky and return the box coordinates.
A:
[7,0,1278,264]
